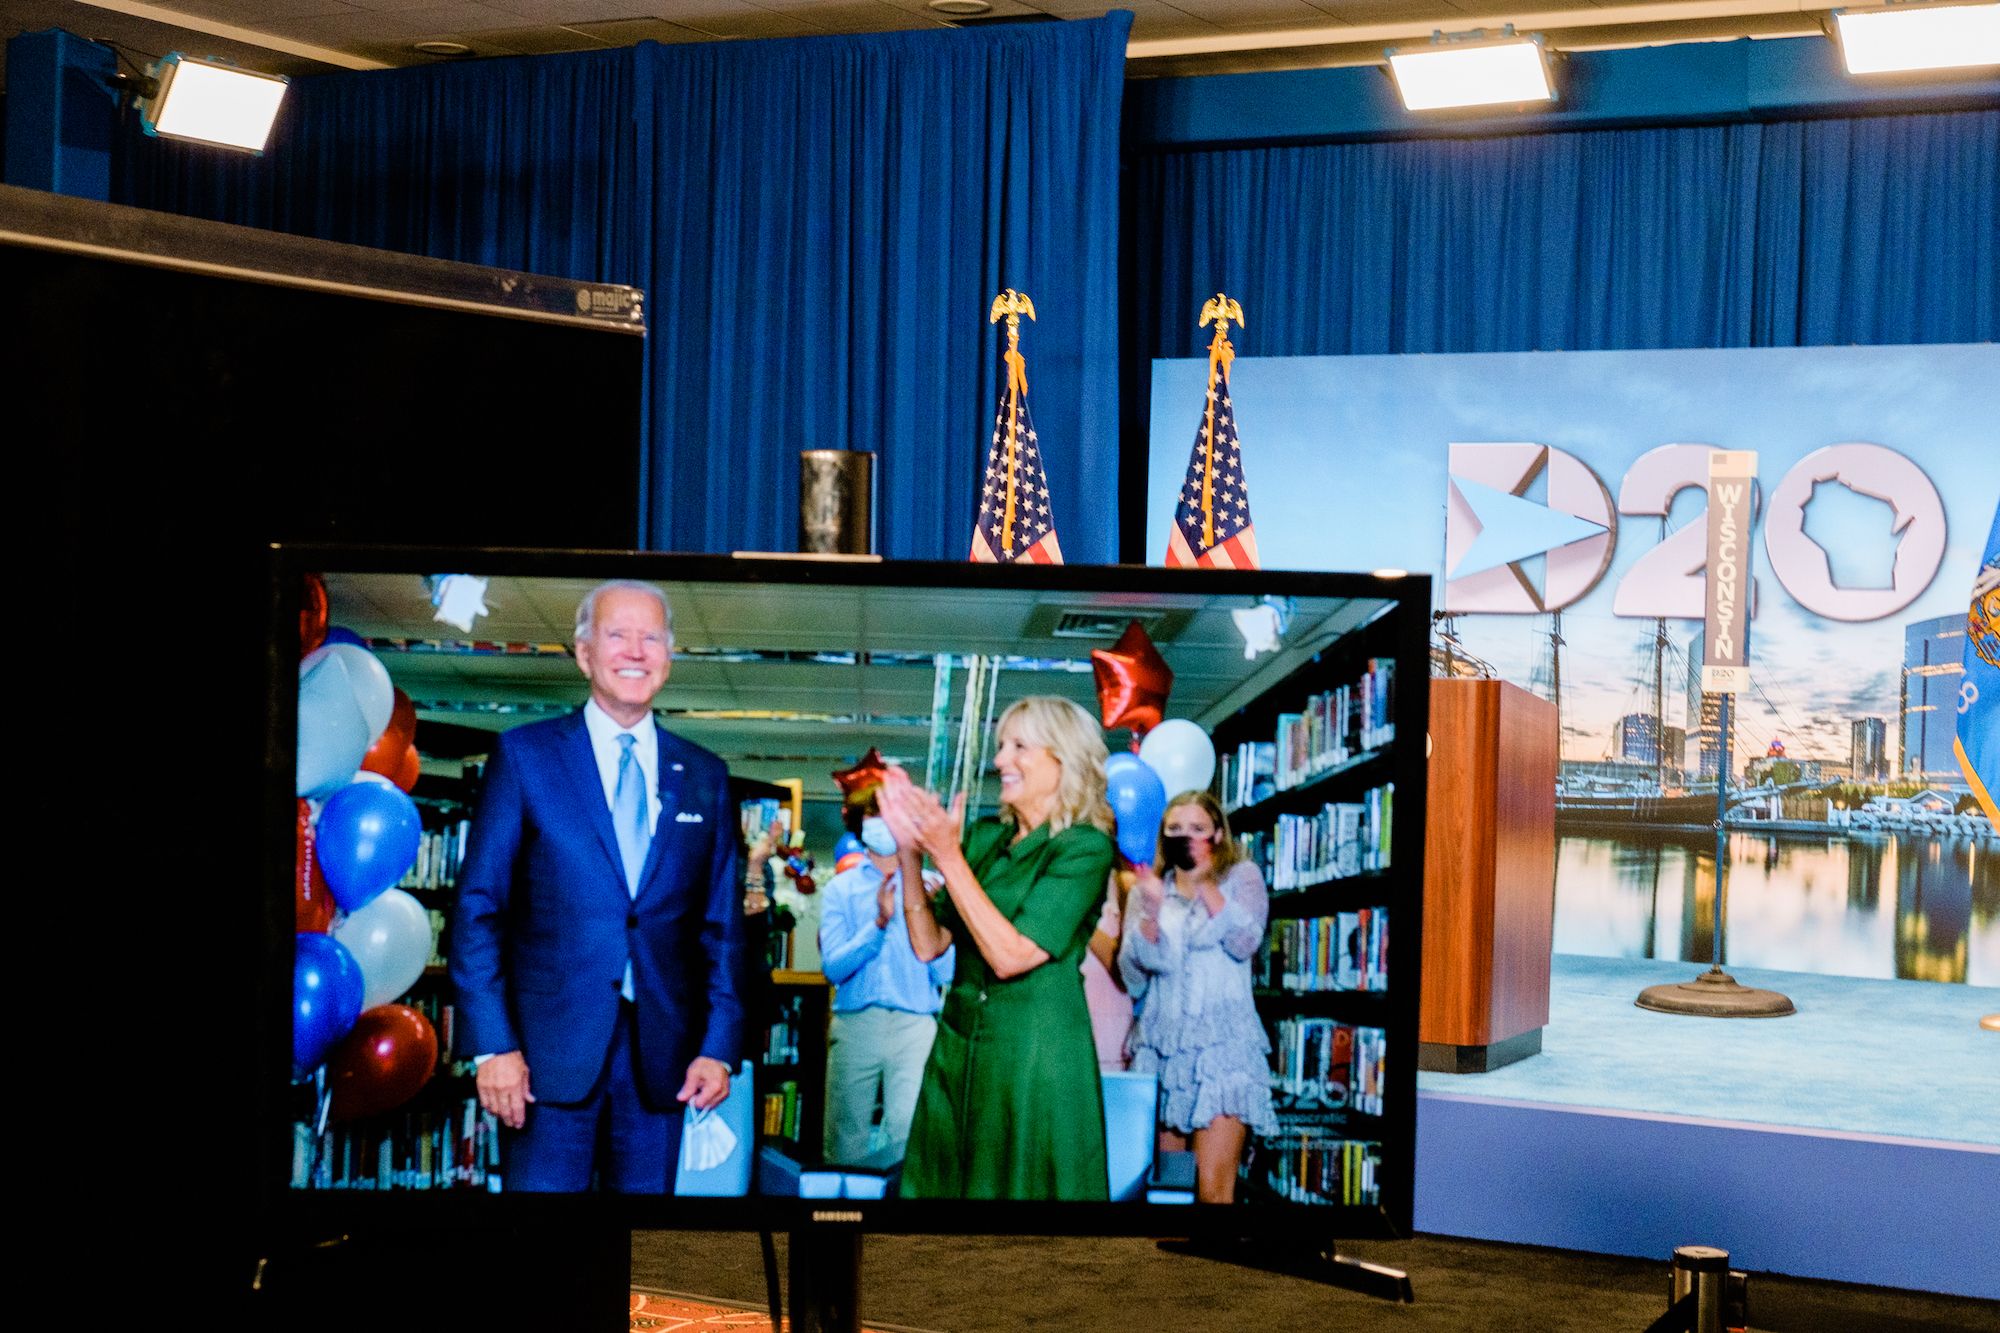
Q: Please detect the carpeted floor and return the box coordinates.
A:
[629,1287,906,1332]
[630,1231,2000,1332]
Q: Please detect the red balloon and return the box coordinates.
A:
[301,573,329,656]
[327,1004,438,1120]
[1091,620,1174,738]
[390,743,422,794]
[296,799,336,934]
[358,689,419,782]
[832,747,889,801]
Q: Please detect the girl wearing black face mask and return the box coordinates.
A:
[1119,790,1277,1205]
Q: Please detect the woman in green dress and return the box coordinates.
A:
[877,695,1117,1201]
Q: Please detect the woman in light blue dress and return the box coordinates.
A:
[1119,790,1277,1203]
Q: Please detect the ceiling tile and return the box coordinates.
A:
[435,22,617,49]
[568,15,724,40]
[755,0,939,34]
[473,0,651,21]
[160,0,362,22]
[1161,0,1335,26]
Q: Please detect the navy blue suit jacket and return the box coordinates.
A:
[449,711,747,1106]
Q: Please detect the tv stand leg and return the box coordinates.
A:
[788,1224,863,1333]
[1156,1238,1414,1304]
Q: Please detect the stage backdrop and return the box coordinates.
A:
[1149,344,1999,985]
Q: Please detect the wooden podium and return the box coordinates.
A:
[1419,678,1557,1073]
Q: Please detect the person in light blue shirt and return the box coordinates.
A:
[818,814,953,1164]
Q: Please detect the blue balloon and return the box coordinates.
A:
[321,625,367,648]
[295,932,364,1074]
[1105,752,1168,865]
[833,833,865,860]
[316,779,423,913]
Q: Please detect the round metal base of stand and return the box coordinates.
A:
[1636,966,1795,1017]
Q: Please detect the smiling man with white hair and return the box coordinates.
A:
[450,578,748,1192]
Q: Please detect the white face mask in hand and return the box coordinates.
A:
[682,1104,739,1172]
[861,816,898,857]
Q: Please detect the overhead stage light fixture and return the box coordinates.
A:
[135,53,290,153]
[1833,1,2000,74]
[1387,29,1556,112]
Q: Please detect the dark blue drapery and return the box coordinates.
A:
[1129,110,1999,360]
[118,15,1131,560]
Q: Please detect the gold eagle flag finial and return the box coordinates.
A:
[988,290,1038,552]
[1195,293,1244,549]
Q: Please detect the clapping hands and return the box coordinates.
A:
[877,766,966,863]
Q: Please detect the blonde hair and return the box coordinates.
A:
[995,696,1114,837]
[1154,790,1244,878]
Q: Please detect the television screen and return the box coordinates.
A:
[272,548,1428,1239]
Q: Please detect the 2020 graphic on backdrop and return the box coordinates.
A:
[1148,343,2000,985]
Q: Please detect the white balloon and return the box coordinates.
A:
[314,643,395,744]
[297,648,373,800]
[1139,719,1216,799]
[332,888,433,1010]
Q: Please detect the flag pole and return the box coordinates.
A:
[989,290,1036,556]
[1197,293,1243,552]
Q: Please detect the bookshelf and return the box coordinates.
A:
[1213,632,1411,1210]
[734,776,832,1166]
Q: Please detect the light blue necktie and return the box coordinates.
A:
[614,732,650,1002]
[613,732,650,893]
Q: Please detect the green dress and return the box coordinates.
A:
[899,817,1116,1201]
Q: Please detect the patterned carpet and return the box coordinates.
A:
[629,1288,894,1332]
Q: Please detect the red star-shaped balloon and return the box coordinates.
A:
[832,747,890,800]
[1091,620,1173,738]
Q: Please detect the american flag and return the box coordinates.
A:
[1165,356,1260,569]
[970,336,1063,564]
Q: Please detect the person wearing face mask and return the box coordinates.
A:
[1119,790,1276,1204]
[817,810,955,1165]
[878,695,1118,1201]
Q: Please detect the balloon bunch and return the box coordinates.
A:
[778,848,816,895]
[292,574,439,1122]
[1092,621,1218,867]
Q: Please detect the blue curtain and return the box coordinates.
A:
[1129,109,1999,360]
[117,14,1130,560]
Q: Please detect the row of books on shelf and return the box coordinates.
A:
[1258,908,1389,993]
[1262,1136,1381,1207]
[1219,660,1397,811]
[1269,1019,1388,1115]
[292,1097,501,1190]
[764,995,806,1065]
[400,992,472,1073]
[1240,783,1395,890]
[740,797,788,845]
[762,1080,805,1140]
[399,819,471,891]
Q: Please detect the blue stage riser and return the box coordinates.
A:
[1415,1092,2000,1301]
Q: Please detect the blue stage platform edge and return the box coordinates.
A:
[1408,956,2000,1296]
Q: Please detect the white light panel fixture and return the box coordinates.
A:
[1387,32,1556,112]
[1834,2,2000,74]
[140,53,290,152]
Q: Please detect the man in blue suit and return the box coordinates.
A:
[450,579,746,1192]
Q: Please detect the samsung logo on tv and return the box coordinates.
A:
[811,1210,864,1223]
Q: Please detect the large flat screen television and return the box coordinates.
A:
[268,547,1429,1251]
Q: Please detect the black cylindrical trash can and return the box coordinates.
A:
[1669,1245,1729,1333]
[798,450,874,555]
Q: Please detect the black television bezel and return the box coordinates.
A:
[265,543,1430,1241]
